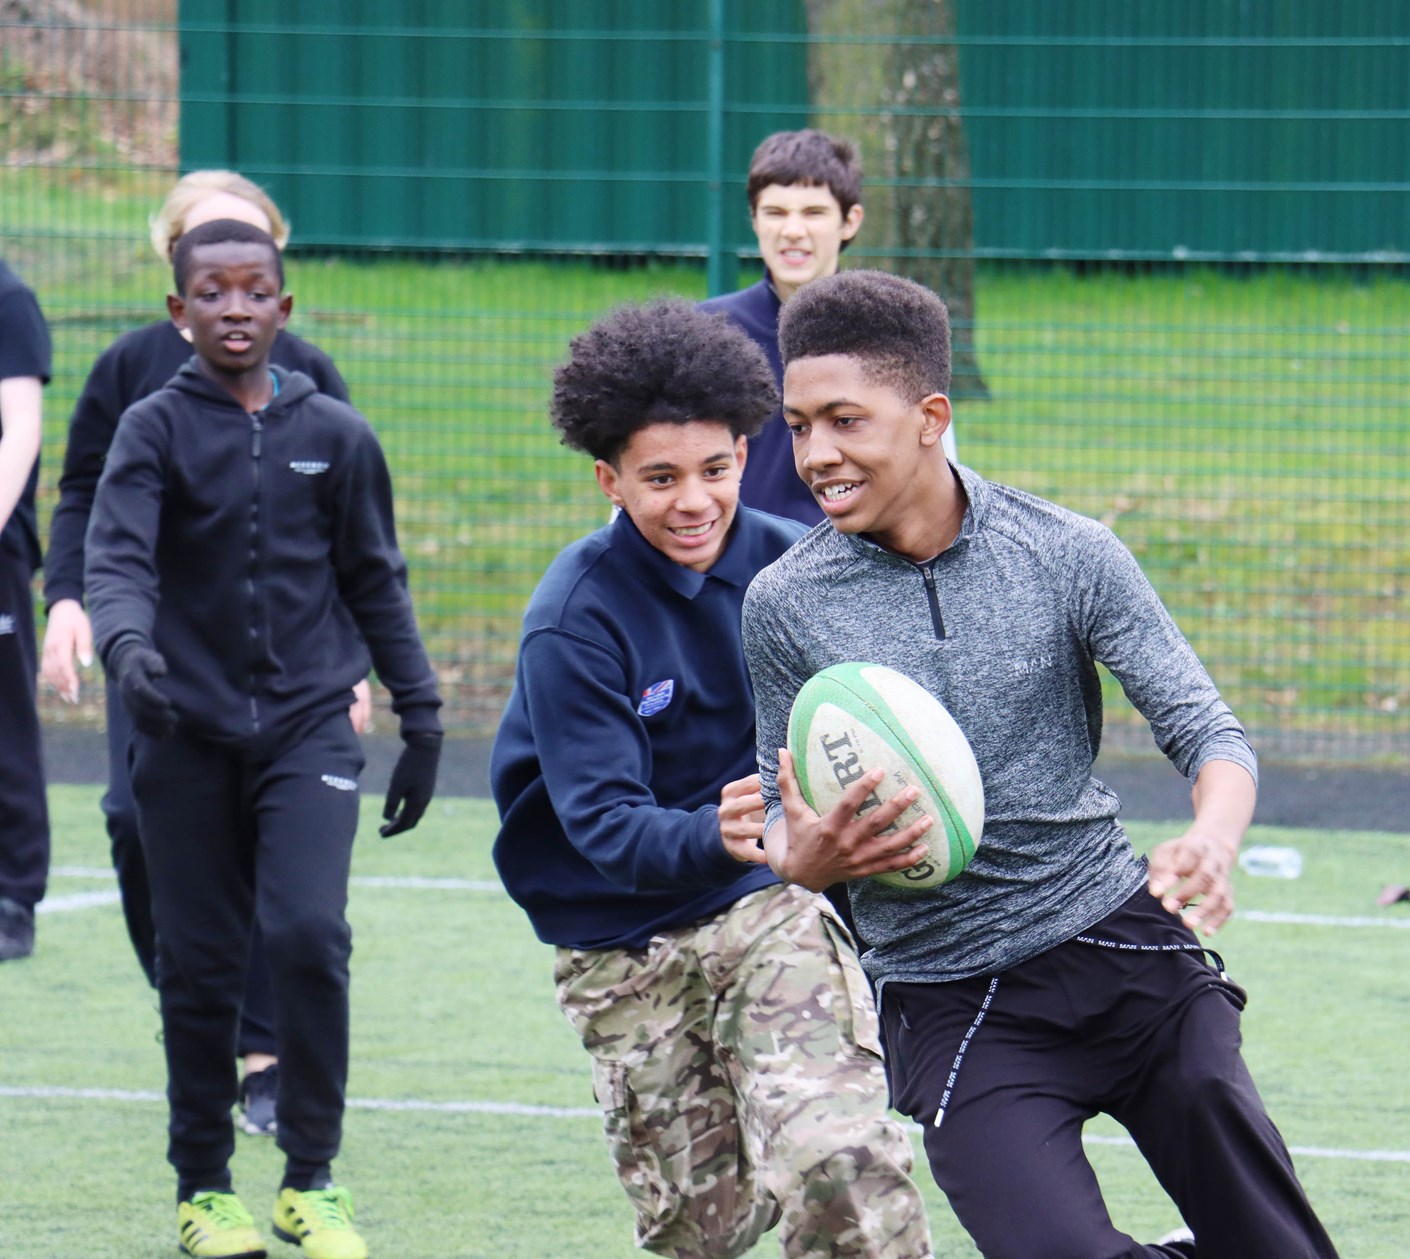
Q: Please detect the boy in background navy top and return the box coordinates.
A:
[491,299,933,1259]
[86,219,442,1259]
[0,257,51,961]
[702,129,958,527]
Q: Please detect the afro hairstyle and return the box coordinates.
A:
[551,298,778,465]
[171,219,284,297]
[778,269,950,402]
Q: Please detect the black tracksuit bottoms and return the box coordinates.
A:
[0,546,48,910]
[880,887,1340,1259]
[129,710,363,1183]
[104,682,278,1056]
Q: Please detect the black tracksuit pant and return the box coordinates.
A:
[129,711,363,1183]
[881,888,1340,1259]
[104,682,277,1055]
[0,546,48,911]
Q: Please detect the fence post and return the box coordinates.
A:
[705,0,736,295]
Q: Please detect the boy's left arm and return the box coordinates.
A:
[331,423,443,835]
[1080,526,1259,932]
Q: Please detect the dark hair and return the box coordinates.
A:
[779,270,951,401]
[746,129,862,219]
[552,299,778,465]
[171,219,284,295]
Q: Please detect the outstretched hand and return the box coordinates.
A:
[1148,826,1237,936]
[764,748,933,892]
[1148,760,1255,937]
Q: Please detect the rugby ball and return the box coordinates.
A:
[787,662,983,890]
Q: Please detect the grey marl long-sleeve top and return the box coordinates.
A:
[742,463,1257,988]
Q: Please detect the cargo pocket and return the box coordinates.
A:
[591,1056,685,1245]
[818,911,885,1060]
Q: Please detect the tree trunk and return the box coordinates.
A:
[802,0,989,399]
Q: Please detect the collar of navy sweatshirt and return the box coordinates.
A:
[610,503,763,599]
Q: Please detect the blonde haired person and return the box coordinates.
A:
[41,169,368,1146]
[148,169,292,260]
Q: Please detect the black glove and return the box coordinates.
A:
[107,639,177,738]
[380,730,442,837]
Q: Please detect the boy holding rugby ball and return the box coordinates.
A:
[742,269,1340,1258]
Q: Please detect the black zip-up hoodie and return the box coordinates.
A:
[86,363,441,745]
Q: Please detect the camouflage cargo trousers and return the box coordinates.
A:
[555,882,933,1259]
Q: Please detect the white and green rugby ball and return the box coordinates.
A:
[787,662,984,890]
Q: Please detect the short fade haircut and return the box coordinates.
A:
[552,298,778,466]
[172,219,285,296]
[779,270,951,402]
[747,129,862,220]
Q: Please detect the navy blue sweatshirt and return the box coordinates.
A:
[46,319,348,609]
[0,259,52,570]
[700,278,825,527]
[86,363,440,745]
[491,506,805,949]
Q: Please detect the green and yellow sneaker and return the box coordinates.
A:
[272,1186,368,1259]
[177,1191,268,1258]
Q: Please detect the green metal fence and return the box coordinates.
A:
[4,0,1406,763]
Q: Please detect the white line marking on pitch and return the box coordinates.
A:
[2,1086,1402,1164]
[0,1085,596,1119]
[37,890,123,915]
[1240,909,1410,930]
[49,867,503,894]
[45,869,1410,929]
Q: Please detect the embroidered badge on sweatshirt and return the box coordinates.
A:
[637,679,675,716]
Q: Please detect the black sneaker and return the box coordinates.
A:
[238,1064,278,1136]
[0,897,35,961]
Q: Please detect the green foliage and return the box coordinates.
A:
[1,787,1405,1257]
[0,58,108,162]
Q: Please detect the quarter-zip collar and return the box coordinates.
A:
[838,462,986,568]
[832,463,989,640]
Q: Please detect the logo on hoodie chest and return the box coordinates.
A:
[289,460,330,476]
[637,679,676,716]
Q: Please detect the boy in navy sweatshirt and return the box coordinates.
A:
[86,219,442,1259]
[490,299,932,1259]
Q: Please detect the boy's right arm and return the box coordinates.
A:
[84,408,167,667]
[85,408,178,737]
[742,581,935,890]
[520,626,749,893]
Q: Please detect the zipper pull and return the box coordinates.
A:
[251,417,263,458]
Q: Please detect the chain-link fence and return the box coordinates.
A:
[6,1,1406,762]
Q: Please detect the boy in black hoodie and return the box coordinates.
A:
[86,219,442,1259]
